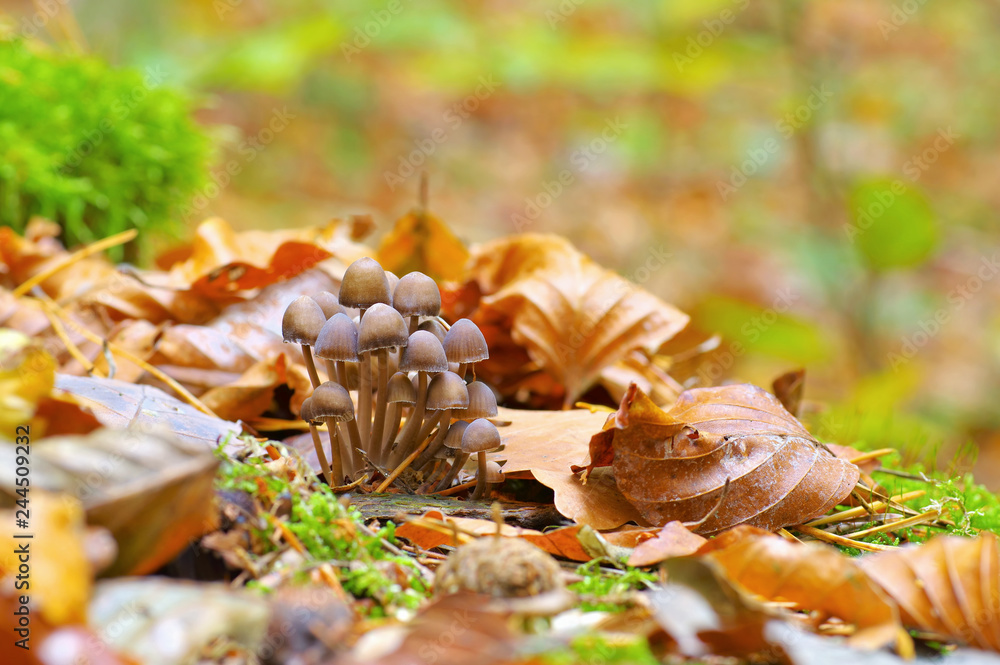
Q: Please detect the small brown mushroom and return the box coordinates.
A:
[338,257,392,451]
[417,318,448,343]
[305,382,361,484]
[310,291,346,319]
[414,371,469,470]
[460,381,499,420]
[483,460,505,496]
[443,318,489,380]
[359,304,409,464]
[382,371,416,463]
[313,312,359,388]
[393,271,442,334]
[462,418,502,500]
[389,331,448,466]
[282,296,326,388]
[435,420,471,491]
[299,395,332,485]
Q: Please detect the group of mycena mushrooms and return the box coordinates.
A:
[282,256,504,499]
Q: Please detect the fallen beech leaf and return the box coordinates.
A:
[395,510,537,550]
[490,406,609,474]
[0,428,220,577]
[592,383,859,534]
[376,209,469,282]
[0,225,119,301]
[532,467,649,531]
[464,234,689,407]
[699,526,909,652]
[0,492,92,626]
[772,368,805,417]
[628,521,707,567]
[53,374,240,452]
[859,533,1000,651]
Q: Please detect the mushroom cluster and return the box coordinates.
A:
[282,257,502,498]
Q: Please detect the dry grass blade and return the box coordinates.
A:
[12,228,137,297]
[805,490,927,527]
[794,525,897,553]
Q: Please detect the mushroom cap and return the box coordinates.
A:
[338,257,391,310]
[398,330,448,373]
[461,381,498,419]
[311,291,345,319]
[282,296,326,346]
[314,313,359,362]
[417,318,448,343]
[443,318,489,363]
[484,460,504,483]
[427,371,469,411]
[393,272,441,318]
[443,420,470,450]
[385,271,400,303]
[387,371,417,404]
[358,303,409,353]
[461,418,501,454]
[308,381,356,421]
[300,396,316,422]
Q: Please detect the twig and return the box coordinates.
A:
[39,304,101,376]
[374,434,435,493]
[805,490,926,527]
[794,525,896,552]
[848,448,896,466]
[13,229,137,297]
[846,510,939,540]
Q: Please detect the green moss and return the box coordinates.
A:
[540,635,660,665]
[872,469,1000,539]
[215,449,429,616]
[568,560,657,612]
[0,37,212,260]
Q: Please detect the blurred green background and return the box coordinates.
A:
[3,0,999,485]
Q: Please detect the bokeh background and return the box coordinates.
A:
[4,0,1000,484]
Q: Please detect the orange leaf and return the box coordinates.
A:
[376,210,469,282]
[860,533,1000,651]
[628,521,707,566]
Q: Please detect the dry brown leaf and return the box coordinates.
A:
[859,533,1000,651]
[491,406,610,474]
[697,526,910,652]
[395,510,538,550]
[533,467,649,531]
[628,521,707,567]
[462,234,689,407]
[376,209,470,282]
[53,374,240,452]
[587,383,858,534]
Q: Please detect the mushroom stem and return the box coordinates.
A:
[327,422,345,485]
[308,423,332,485]
[382,402,401,464]
[323,359,337,384]
[301,346,321,388]
[435,451,470,492]
[408,315,419,335]
[413,410,449,470]
[335,361,348,387]
[471,451,490,500]
[389,372,428,466]
[358,350,372,451]
[345,418,364,472]
[456,362,469,381]
[370,349,390,464]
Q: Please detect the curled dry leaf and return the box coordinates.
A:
[376,209,470,282]
[584,383,859,534]
[698,526,910,653]
[459,234,689,407]
[859,533,1000,651]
